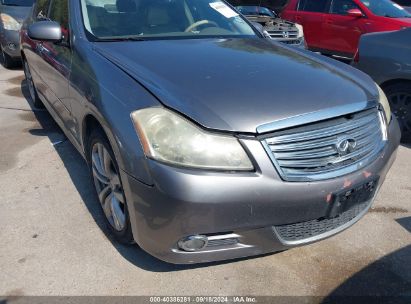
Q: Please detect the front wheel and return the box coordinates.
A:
[383,82,411,143]
[88,128,134,244]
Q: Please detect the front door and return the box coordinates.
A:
[323,0,366,56]
[40,0,72,127]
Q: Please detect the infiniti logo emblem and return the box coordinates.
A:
[336,136,357,156]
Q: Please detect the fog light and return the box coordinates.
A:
[178,235,208,252]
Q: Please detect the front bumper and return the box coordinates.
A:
[0,29,21,59]
[276,37,306,49]
[121,118,400,264]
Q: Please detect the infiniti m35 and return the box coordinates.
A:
[20,0,400,264]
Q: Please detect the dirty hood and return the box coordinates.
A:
[94,38,377,133]
[226,0,290,13]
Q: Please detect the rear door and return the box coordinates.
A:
[323,0,367,56]
[293,0,330,49]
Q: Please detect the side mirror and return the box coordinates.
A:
[347,8,364,18]
[28,21,62,42]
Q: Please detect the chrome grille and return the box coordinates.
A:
[206,238,239,248]
[267,30,299,40]
[262,108,386,181]
[204,233,240,249]
[281,39,302,45]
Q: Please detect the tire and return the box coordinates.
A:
[1,46,15,69]
[22,58,44,109]
[87,128,134,244]
[383,82,411,143]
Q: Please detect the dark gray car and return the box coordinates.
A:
[0,0,34,68]
[353,28,411,142]
[20,0,400,264]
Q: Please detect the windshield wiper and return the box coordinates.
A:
[94,36,146,42]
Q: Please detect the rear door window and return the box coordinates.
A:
[298,0,330,12]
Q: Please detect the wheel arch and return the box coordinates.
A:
[82,114,115,163]
[80,109,154,185]
[380,78,411,90]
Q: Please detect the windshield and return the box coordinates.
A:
[81,0,256,40]
[360,0,411,17]
[1,0,34,6]
[236,6,276,17]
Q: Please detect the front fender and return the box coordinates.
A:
[70,39,161,185]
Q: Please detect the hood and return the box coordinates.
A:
[0,5,32,23]
[94,38,377,134]
[226,0,290,13]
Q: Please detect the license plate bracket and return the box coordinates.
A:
[327,178,379,219]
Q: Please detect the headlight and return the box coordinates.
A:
[295,23,304,39]
[131,108,254,171]
[377,84,391,124]
[1,14,21,31]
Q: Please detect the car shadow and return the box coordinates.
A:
[396,216,411,233]
[19,79,275,272]
[321,244,411,303]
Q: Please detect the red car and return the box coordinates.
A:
[282,0,411,58]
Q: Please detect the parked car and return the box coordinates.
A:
[21,0,400,264]
[282,0,411,59]
[352,28,411,142]
[0,0,35,68]
[234,5,305,47]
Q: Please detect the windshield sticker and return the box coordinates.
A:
[209,2,239,18]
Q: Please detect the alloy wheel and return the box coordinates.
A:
[388,92,411,136]
[91,142,126,231]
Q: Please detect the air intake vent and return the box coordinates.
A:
[205,233,239,249]
[274,201,369,243]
